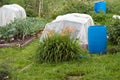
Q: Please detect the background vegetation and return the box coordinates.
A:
[0,0,120,17]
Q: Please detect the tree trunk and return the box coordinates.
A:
[38,0,43,17]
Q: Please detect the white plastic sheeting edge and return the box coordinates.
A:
[113,15,120,19]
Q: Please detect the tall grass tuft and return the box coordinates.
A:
[36,28,83,63]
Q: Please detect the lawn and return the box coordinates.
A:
[0,38,120,80]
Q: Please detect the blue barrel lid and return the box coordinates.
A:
[89,25,106,27]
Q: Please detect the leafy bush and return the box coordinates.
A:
[51,0,93,19]
[108,19,120,45]
[23,0,39,17]
[36,28,83,63]
[91,12,112,25]
[107,1,120,15]
[0,17,46,42]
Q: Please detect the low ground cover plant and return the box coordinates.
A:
[0,17,46,43]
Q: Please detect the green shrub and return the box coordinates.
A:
[0,17,46,42]
[108,19,120,45]
[107,1,120,15]
[23,0,39,17]
[51,0,93,19]
[91,12,112,25]
[26,9,38,17]
[36,31,82,63]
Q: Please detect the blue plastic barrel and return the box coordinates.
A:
[94,1,106,13]
[88,26,107,54]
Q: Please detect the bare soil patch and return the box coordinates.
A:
[65,73,85,80]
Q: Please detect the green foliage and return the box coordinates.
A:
[36,33,82,63]
[23,0,39,17]
[0,18,46,42]
[108,19,120,45]
[0,0,9,6]
[51,0,93,19]
[2,0,120,17]
[92,12,106,24]
[37,0,120,18]
[107,1,120,15]
[0,0,38,17]
[90,12,113,25]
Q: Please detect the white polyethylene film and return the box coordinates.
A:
[40,13,94,46]
[0,4,26,26]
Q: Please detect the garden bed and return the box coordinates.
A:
[0,30,42,48]
[0,17,46,48]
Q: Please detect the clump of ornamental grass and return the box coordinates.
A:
[36,27,83,63]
